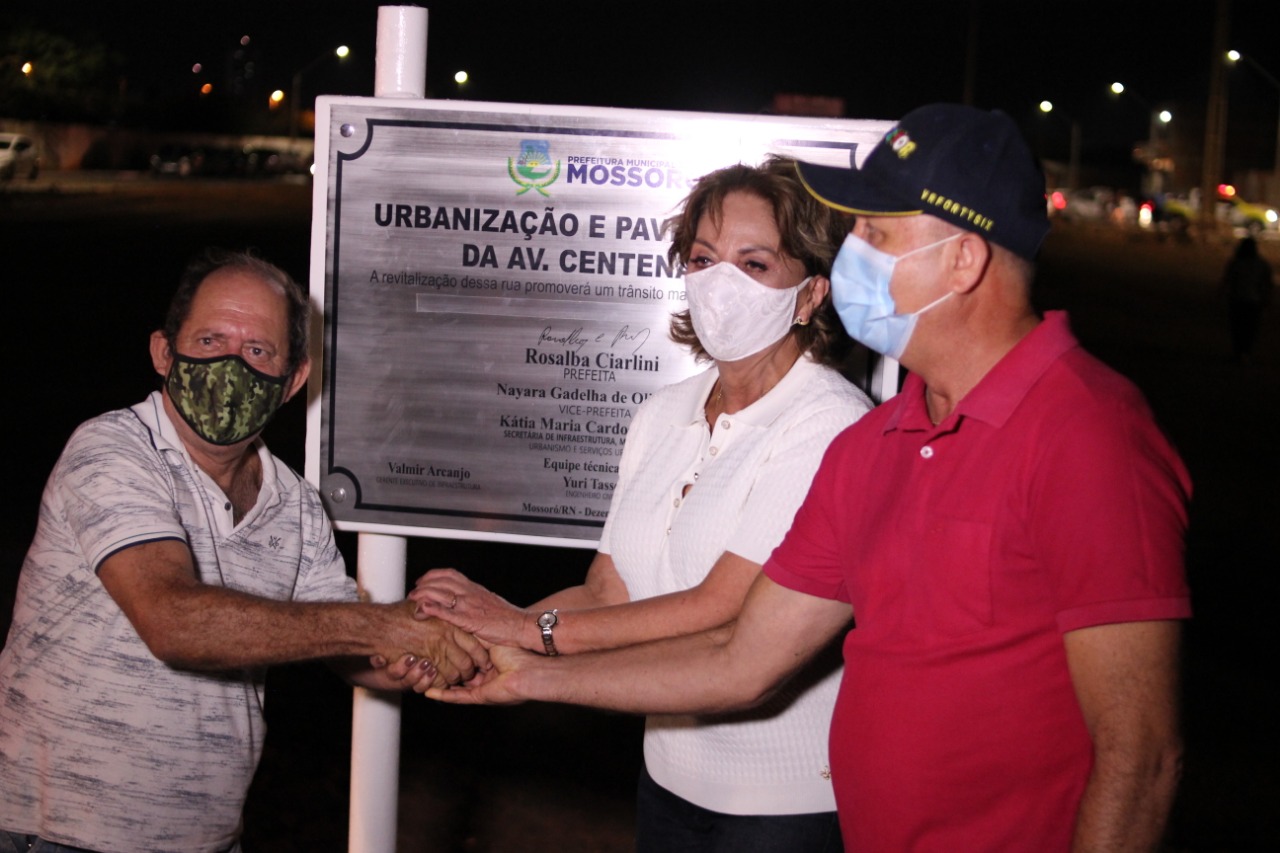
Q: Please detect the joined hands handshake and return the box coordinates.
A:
[371,568,541,702]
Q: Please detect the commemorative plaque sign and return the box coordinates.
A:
[307,97,889,546]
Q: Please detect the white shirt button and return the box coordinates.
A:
[709,446,719,456]
[920,446,934,459]
[673,498,681,507]
[721,419,731,429]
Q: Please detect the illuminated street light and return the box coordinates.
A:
[290,45,351,147]
[1110,81,1171,124]
[455,71,469,85]
[1227,48,1280,177]
[1038,99,1081,190]
[21,62,33,76]
[1110,80,1154,110]
[1109,82,1174,195]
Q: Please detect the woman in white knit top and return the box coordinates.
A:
[412,157,871,852]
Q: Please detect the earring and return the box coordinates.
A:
[793,315,810,326]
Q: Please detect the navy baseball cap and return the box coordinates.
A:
[797,104,1051,260]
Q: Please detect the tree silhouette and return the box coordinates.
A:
[1,27,121,121]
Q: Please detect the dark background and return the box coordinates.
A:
[7,1,1280,184]
[8,1,1279,115]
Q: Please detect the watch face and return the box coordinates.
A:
[537,611,557,629]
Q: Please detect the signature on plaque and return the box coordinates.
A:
[537,324,651,354]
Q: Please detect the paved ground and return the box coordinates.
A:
[1,177,1277,850]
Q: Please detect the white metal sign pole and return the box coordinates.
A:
[871,356,902,403]
[350,533,408,853]
[349,9,428,853]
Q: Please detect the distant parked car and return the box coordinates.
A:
[1220,195,1278,236]
[149,144,205,177]
[243,146,306,177]
[1110,194,1139,226]
[1147,190,1278,236]
[1146,194,1197,234]
[0,133,39,180]
[199,145,249,177]
[1048,186,1114,222]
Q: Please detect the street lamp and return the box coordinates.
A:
[1227,48,1280,179]
[1039,100,1081,190]
[290,45,350,149]
[1109,82,1174,194]
[1109,81,1171,124]
[1109,80,1170,126]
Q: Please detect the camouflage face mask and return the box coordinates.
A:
[166,353,289,446]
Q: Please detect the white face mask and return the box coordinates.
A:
[684,262,809,362]
[830,232,960,359]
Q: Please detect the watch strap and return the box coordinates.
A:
[538,609,560,656]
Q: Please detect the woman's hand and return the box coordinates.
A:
[425,644,537,705]
[409,568,532,650]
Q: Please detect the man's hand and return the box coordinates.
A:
[373,602,490,688]
[414,618,491,686]
[1066,619,1183,851]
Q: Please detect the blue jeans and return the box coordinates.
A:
[635,765,844,853]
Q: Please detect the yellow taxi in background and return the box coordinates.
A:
[1219,184,1278,235]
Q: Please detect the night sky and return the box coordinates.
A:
[11,0,1280,174]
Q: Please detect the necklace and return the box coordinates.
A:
[710,362,791,416]
[704,380,724,423]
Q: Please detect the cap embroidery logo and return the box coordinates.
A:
[919,189,995,231]
[885,128,917,160]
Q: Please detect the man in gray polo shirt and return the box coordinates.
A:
[0,249,485,853]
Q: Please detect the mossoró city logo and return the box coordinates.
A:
[509,140,561,197]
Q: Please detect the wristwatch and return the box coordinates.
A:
[537,609,560,656]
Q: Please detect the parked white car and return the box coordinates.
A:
[0,133,39,180]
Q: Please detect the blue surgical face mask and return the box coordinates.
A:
[830,232,961,359]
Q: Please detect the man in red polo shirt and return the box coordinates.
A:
[427,104,1191,852]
